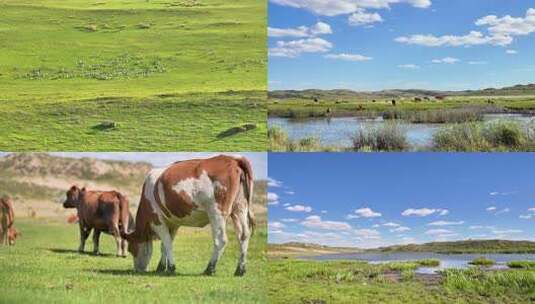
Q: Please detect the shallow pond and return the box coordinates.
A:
[304,252,535,274]
[268,113,535,150]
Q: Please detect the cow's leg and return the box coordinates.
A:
[156,226,178,272]
[231,208,251,277]
[111,224,123,257]
[92,229,101,255]
[78,225,91,253]
[151,223,176,273]
[204,212,228,276]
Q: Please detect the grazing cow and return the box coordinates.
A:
[391,99,396,106]
[414,97,422,102]
[63,186,133,256]
[0,196,16,246]
[122,155,255,276]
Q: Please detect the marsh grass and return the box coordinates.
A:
[382,108,486,124]
[433,120,535,151]
[469,257,496,266]
[507,261,535,269]
[268,127,337,152]
[351,122,408,151]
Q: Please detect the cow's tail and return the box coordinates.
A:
[236,156,255,235]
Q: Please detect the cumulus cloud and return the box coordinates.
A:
[347,207,382,219]
[506,49,518,54]
[286,204,313,212]
[519,207,535,220]
[270,0,431,17]
[324,53,372,61]
[383,222,400,227]
[390,226,410,233]
[431,57,460,64]
[468,61,488,65]
[353,228,381,239]
[348,9,383,26]
[269,221,285,233]
[402,208,448,217]
[425,228,453,235]
[395,8,535,47]
[269,38,333,58]
[486,206,497,211]
[268,192,280,205]
[301,215,352,230]
[427,220,464,226]
[268,22,332,37]
[281,218,298,222]
[268,177,282,188]
[398,64,420,69]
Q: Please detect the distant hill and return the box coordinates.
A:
[269,83,535,100]
[373,240,535,254]
[268,242,360,258]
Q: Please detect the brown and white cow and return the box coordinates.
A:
[0,196,16,246]
[123,155,255,276]
[63,186,133,257]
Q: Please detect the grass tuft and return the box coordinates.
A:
[351,122,408,151]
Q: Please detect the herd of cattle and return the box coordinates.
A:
[1,155,256,276]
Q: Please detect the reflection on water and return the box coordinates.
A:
[304,252,535,274]
[268,114,535,149]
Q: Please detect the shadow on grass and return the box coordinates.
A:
[215,123,257,140]
[95,269,204,277]
[46,248,115,257]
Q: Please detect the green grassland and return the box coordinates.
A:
[0,0,266,151]
[268,95,535,119]
[0,218,267,303]
[269,259,535,304]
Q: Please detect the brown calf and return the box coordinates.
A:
[63,186,133,256]
[123,155,255,276]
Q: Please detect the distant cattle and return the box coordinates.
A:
[0,196,17,246]
[123,155,255,276]
[424,96,431,101]
[414,97,422,102]
[435,95,446,101]
[391,99,396,106]
[63,186,133,257]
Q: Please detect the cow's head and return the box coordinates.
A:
[63,185,82,208]
[8,228,19,246]
[122,231,152,272]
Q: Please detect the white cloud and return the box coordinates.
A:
[395,8,535,47]
[267,192,280,205]
[468,61,488,65]
[324,53,372,61]
[486,206,497,211]
[519,208,535,219]
[347,207,382,219]
[398,64,420,69]
[495,208,510,215]
[348,9,383,26]
[383,222,400,227]
[301,215,352,230]
[425,228,452,235]
[390,226,410,233]
[492,229,522,235]
[268,22,332,38]
[402,208,448,217]
[281,218,298,222]
[395,31,512,47]
[432,57,460,64]
[285,191,295,195]
[268,221,285,233]
[353,228,381,239]
[427,220,464,226]
[270,0,431,17]
[506,49,518,54]
[269,38,333,58]
[286,204,312,212]
[469,225,494,230]
[268,177,282,188]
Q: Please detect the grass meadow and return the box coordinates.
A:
[0,0,266,151]
[0,219,267,304]
[268,259,535,304]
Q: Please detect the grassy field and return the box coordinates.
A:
[269,259,535,304]
[268,96,535,119]
[0,0,266,151]
[0,219,267,303]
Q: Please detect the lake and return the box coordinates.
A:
[304,252,535,274]
[269,113,535,150]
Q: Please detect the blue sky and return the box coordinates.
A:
[0,152,267,180]
[269,0,535,91]
[268,153,535,248]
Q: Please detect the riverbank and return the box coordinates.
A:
[268,259,535,304]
